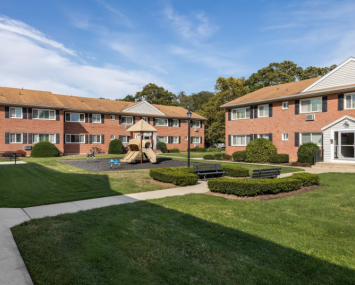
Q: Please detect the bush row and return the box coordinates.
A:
[269,154,289,163]
[169,148,180,153]
[149,167,198,186]
[222,165,249,177]
[203,154,232,160]
[290,172,320,186]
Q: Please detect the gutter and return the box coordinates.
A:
[0,102,66,109]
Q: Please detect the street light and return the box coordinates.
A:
[187,110,192,168]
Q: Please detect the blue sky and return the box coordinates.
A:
[0,0,354,99]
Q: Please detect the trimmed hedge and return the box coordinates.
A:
[291,173,320,186]
[203,154,214,160]
[269,153,289,163]
[149,167,198,186]
[297,142,319,164]
[207,148,221,152]
[31,142,60,157]
[232,151,246,162]
[208,177,302,196]
[245,138,277,163]
[224,154,232,161]
[190,147,207,152]
[157,142,167,153]
[214,154,223,160]
[222,165,249,177]
[169,148,180,153]
[108,139,124,154]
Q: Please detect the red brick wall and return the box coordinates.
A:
[225,93,355,161]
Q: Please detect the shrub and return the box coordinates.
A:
[214,154,223,160]
[297,142,319,164]
[169,148,180,153]
[15,150,27,157]
[208,177,302,196]
[269,154,289,163]
[203,154,214,160]
[223,154,232,161]
[291,162,312,167]
[190,147,207,152]
[207,148,221,152]
[150,167,198,186]
[108,139,124,154]
[90,145,104,154]
[232,151,246,162]
[245,138,277,163]
[222,165,249,177]
[157,142,167,153]
[31,142,60,157]
[291,173,320,186]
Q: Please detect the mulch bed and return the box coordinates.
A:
[206,185,326,201]
[60,157,208,172]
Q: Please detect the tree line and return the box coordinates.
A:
[117,61,336,146]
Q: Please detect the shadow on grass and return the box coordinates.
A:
[12,199,355,285]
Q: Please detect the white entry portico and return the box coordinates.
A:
[322,115,355,163]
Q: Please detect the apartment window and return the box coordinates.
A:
[185,136,188,141]
[301,132,322,146]
[345,93,355,109]
[191,121,201,128]
[232,107,250,120]
[10,133,22,144]
[282,133,289,141]
[33,109,55,120]
[121,116,133,125]
[232,135,251,146]
[155,119,168,126]
[192,137,201,144]
[65,134,85,143]
[92,114,101,123]
[110,115,115,120]
[158,136,168,143]
[300,97,322,113]
[66,113,85,122]
[33,134,55,143]
[142,117,148,122]
[172,119,179,127]
[172,136,179,143]
[282,102,289,110]
[110,135,115,140]
[9,107,22,118]
[258,134,270,140]
[258,104,269,117]
[121,136,130,143]
[92,135,101,143]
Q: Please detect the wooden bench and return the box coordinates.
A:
[193,164,226,181]
[251,168,281,179]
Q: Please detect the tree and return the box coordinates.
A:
[198,77,248,146]
[299,65,337,80]
[134,83,178,106]
[177,90,215,112]
[117,95,135,102]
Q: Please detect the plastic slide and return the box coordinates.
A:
[121,150,140,163]
[143,148,157,163]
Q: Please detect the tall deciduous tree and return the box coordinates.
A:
[299,65,337,80]
[177,90,215,112]
[134,83,178,106]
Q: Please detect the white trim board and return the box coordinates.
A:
[321,115,355,131]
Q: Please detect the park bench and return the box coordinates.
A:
[193,164,226,181]
[0,152,19,164]
[251,168,281,179]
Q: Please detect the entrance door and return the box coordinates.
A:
[339,132,355,159]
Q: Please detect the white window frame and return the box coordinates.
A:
[172,119,179,127]
[121,136,130,143]
[282,101,289,110]
[191,121,201,128]
[185,136,188,141]
[10,133,23,144]
[65,112,85,122]
[300,97,322,114]
[231,135,251,146]
[344,93,355,109]
[33,109,56,120]
[92,114,101,123]
[33,134,55,143]
[65,134,86,144]
[121,116,133,125]
[155,118,168,126]
[191,137,201,144]
[232,107,250,120]
[257,134,270,140]
[142,117,148,122]
[300,132,322,146]
[157,136,168,143]
[258,104,270,118]
[282,133,289,141]
[92,135,101,143]
[9,107,23,119]
[172,136,179,144]
[110,115,115,121]
[110,135,115,140]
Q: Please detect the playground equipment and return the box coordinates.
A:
[109,159,121,168]
[86,150,95,162]
[121,119,158,164]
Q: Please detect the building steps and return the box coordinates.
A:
[313,162,355,170]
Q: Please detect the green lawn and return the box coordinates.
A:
[160,151,224,158]
[0,157,171,208]
[12,173,355,285]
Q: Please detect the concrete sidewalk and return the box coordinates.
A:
[0,181,208,285]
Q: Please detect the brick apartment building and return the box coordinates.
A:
[222,57,355,162]
[0,87,206,155]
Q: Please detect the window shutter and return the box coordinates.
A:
[56,110,60,121]
[191,137,193,144]
[322,96,328,112]
[178,120,181,127]
[228,109,231,121]
[178,136,181,144]
[228,135,231,146]
[101,135,105,144]
[101,114,105,124]
[147,117,150,124]
[250,134,253,141]
[5,107,9,118]
[5,132,10,144]
[28,108,32,120]
[90,135,93,144]
[254,106,258,118]
[200,137,202,144]
[56,133,60,144]
[295,100,300,115]
[133,117,136,124]
[250,106,253,119]
[153,118,156,126]
[23,108,27,119]
[338,94,344,111]
[168,119,172,127]
[89,114,92,123]
[119,116,122,124]
[254,134,257,139]
[295,132,299,147]
[119,135,122,141]
[28,133,33,144]
[23,133,27,144]
[269,104,273,117]
[269,133,273,142]
[85,113,88,123]
[85,134,88,144]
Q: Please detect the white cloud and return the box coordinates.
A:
[96,0,133,28]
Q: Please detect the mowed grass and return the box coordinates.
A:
[159,151,224,158]
[12,173,355,285]
[0,156,172,208]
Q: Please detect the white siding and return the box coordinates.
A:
[307,60,355,91]
[123,101,164,115]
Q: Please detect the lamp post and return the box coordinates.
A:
[187,110,192,168]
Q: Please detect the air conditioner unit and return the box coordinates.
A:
[125,125,130,129]
[24,145,32,150]
[194,144,199,147]
[194,128,199,132]
[306,114,315,121]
